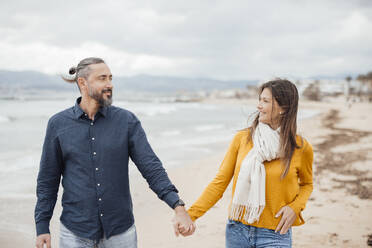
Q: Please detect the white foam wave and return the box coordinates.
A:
[298,109,320,120]
[0,115,10,123]
[0,155,37,172]
[0,193,35,199]
[115,101,178,116]
[195,124,224,132]
[175,134,230,146]
[136,105,178,116]
[161,130,181,136]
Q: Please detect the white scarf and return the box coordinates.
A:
[229,121,280,223]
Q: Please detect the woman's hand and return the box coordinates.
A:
[275,206,296,235]
[172,206,196,237]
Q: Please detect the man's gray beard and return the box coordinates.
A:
[88,87,113,107]
[100,97,112,107]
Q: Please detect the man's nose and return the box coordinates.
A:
[106,80,113,89]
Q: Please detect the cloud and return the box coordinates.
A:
[0,41,194,76]
[0,0,371,79]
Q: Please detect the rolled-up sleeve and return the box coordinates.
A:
[128,113,179,209]
[34,119,63,236]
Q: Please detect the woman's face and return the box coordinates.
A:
[257,88,283,128]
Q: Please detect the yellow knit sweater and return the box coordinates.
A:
[187,130,313,230]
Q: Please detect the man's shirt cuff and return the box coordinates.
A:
[162,191,180,209]
[36,221,50,236]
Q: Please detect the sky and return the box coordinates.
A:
[0,0,371,80]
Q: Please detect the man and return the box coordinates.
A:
[35,57,194,248]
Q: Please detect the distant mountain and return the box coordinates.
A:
[0,70,71,90]
[0,70,258,92]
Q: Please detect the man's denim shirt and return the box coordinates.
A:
[35,97,180,240]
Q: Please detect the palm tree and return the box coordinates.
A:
[365,72,372,102]
[345,76,352,100]
[356,74,366,99]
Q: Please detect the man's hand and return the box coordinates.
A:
[36,233,51,248]
[172,206,196,237]
[275,206,296,235]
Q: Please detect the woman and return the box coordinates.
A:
[187,79,313,247]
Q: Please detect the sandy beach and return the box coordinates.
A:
[1,97,371,247]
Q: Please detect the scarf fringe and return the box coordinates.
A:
[229,204,265,224]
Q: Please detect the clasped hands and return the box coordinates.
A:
[172,206,196,237]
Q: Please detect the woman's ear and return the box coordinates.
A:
[278,105,285,115]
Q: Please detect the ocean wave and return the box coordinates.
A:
[0,193,35,199]
[136,105,178,116]
[298,109,320,120]
[161,130,181,136]
[175,134,230,146]
[194,124,224,132]
[0,155,37,172]
[0,115,10,123]
[115,101,178,116]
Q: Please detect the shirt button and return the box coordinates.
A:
[85,114,87,116]
[91,122,94,126]
[92,137,95,141]
[99,198,102,201]
[93,152,96,155]
[100,213,104,217]
[97,183,100,186]
[95,167,99,171]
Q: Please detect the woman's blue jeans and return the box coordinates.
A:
[226,220,292,248]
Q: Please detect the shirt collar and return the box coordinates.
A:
[73,97,108,120]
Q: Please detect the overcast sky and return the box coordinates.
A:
[0,0,371,80]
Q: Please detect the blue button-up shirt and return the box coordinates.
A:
[35,97,180,240]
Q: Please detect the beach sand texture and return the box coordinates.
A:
[1,97,371,247]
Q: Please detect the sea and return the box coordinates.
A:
[0,90,318,200]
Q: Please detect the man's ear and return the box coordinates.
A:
[77,77,86,90]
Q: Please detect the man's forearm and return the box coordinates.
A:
[34,195,58,235]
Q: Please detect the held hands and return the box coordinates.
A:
[275,206,296,235]
[36,233,51,248]
[172,206,196,237]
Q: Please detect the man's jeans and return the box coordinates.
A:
[60,223,137,248]
[226,220,292,248]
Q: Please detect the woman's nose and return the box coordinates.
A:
[257,102,262,110]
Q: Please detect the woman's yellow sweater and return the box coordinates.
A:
[187,130,313,230]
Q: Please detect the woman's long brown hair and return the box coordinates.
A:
[249,79,301,179]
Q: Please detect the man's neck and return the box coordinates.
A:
[79,96,100,120]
